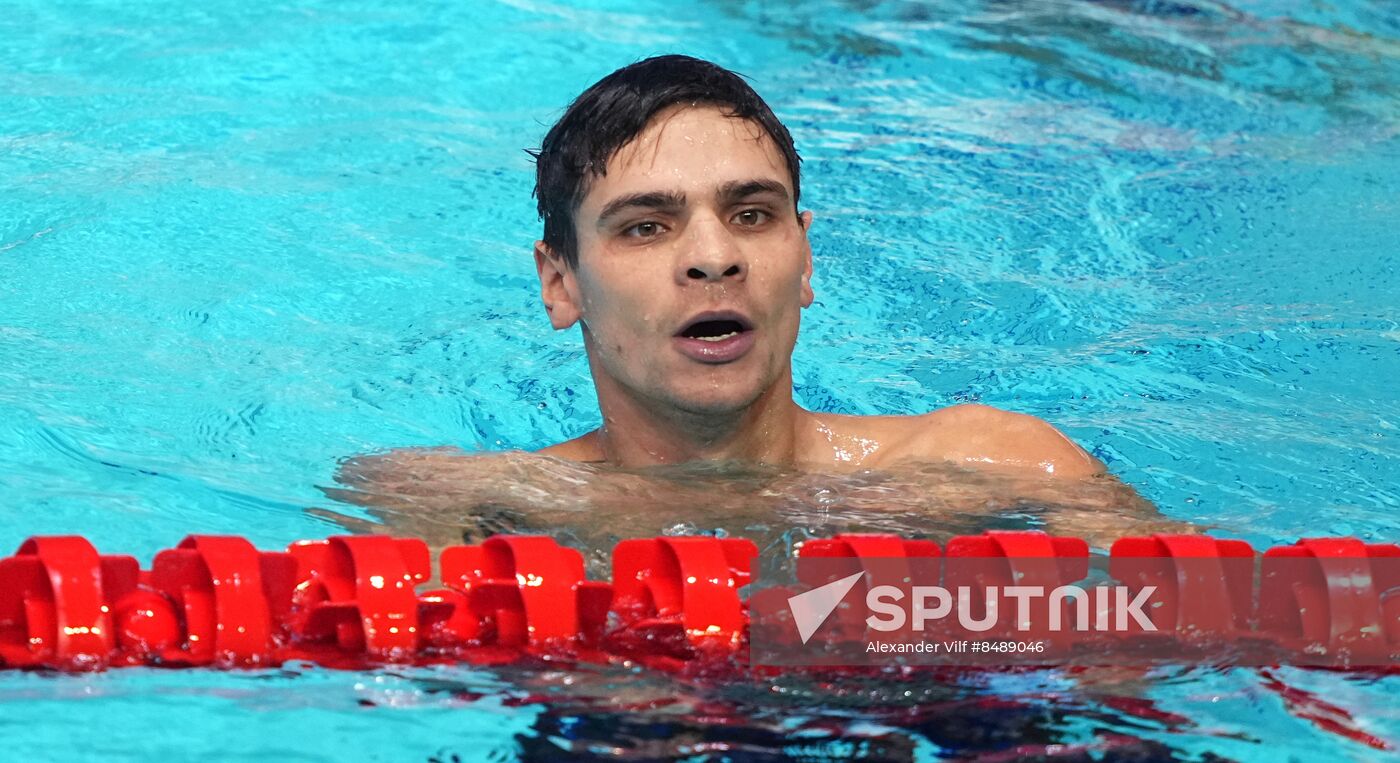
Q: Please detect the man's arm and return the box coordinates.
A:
[312,448,543,550]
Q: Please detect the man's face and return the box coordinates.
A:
[537,104,814,418]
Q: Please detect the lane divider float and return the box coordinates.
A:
[0,532,1395,671]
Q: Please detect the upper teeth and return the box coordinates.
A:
[697,331,738,342]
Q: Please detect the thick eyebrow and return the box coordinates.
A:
[594,179,792,228]
[717,179,791,205]
[596,190,687,226]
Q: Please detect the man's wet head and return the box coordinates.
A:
[532,56,815,422]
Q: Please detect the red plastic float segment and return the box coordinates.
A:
[414,588,485,650]
[795,533,940,599]
[795,533,940,587]
[109,588,182,661]
[0,536,138,669]
[943,531,1090,587]
[945,530,1088,560]
[1109,535,1255,637]
[439,535,611,647]
[1258,538,1400,660]
[288,536,430,658]
[610,536,758,652]
[789,534,941,646]
[942,532,1090,643]
[798,533,940,560]
[145,535,298,665]
[795,533,941,587]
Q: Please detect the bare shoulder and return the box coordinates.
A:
[900,404,1105,478]
[535,429,604,462]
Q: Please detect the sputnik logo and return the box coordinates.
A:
[785,569,1161,644]
[787,571,865,644]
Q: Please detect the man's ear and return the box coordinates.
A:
[534,240,582,329]
[798,210,815,308]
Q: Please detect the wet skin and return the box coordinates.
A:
[322,105,1192,551]
[531,104,1103,477]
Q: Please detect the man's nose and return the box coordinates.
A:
[677,217,747,284]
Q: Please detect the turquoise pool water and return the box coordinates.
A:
[3,0,1398,759]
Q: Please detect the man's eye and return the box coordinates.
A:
[734,209,771,226]
[623,221,664,239]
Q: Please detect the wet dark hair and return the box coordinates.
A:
[530,54,802,269]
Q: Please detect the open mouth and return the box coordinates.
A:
[680,318,749,342]
[673,312,757,363]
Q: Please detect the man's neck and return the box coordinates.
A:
[590,373,805,468]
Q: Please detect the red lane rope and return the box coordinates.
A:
[0,532,1395,672]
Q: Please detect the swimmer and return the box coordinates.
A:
[325,55,1193,552]
[538,55,1095,475]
